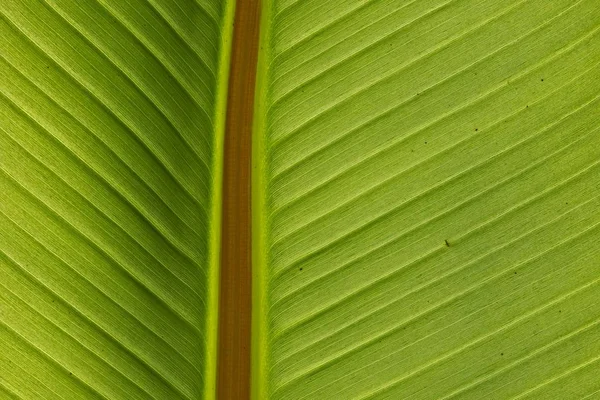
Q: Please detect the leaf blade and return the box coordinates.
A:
[254,0,600,398]
[0,0,233,398]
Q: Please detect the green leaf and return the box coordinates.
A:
[0,0,233,399]
[3,0,600,399]
[252,0,600,398]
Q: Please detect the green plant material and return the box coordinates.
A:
[252,0,600,398]
[0,0,234,399]
[3,0,600,399]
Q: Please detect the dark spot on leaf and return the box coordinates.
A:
[299,268,303,271]
[444,239,450,247]
[501,353,504,356]
[541,78,544,82]
[475,128,478,131]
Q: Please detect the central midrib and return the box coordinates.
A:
[216,0,262,398]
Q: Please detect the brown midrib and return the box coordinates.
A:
[216,0,261,398]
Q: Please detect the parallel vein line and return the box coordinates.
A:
[96,0,217,76]
[509,355,600,400]
[269,0,454,88]
[1,360,70,400]
[1,158,207,303]
[440,319,600,399]
[266,0,528,131]
[581,387,600,399]
[0,281,165,400]
[0,185,204,338]
[268,91,600,277]
[0,381,25,400]
[270,22,600,188]
[0,218,204,363]
[151,0,220,54]
[1,251,197,399]
[1,8,211,174]
[1,321,108,400]
[90,0,217,92]
[271,193,600,362]
[271,161,600,340]
[361,300,600,400]
[282,234,600,397]
[0,58,208,214]
[190,0,220,23]
[1,111,203,267]
[272,0,434,66]
[34,0,214,165]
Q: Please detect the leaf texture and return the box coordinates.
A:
[0,0,232,399]
[253,0,600,398]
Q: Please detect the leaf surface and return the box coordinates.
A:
[253,0,600,398]
[0,0,233,399]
